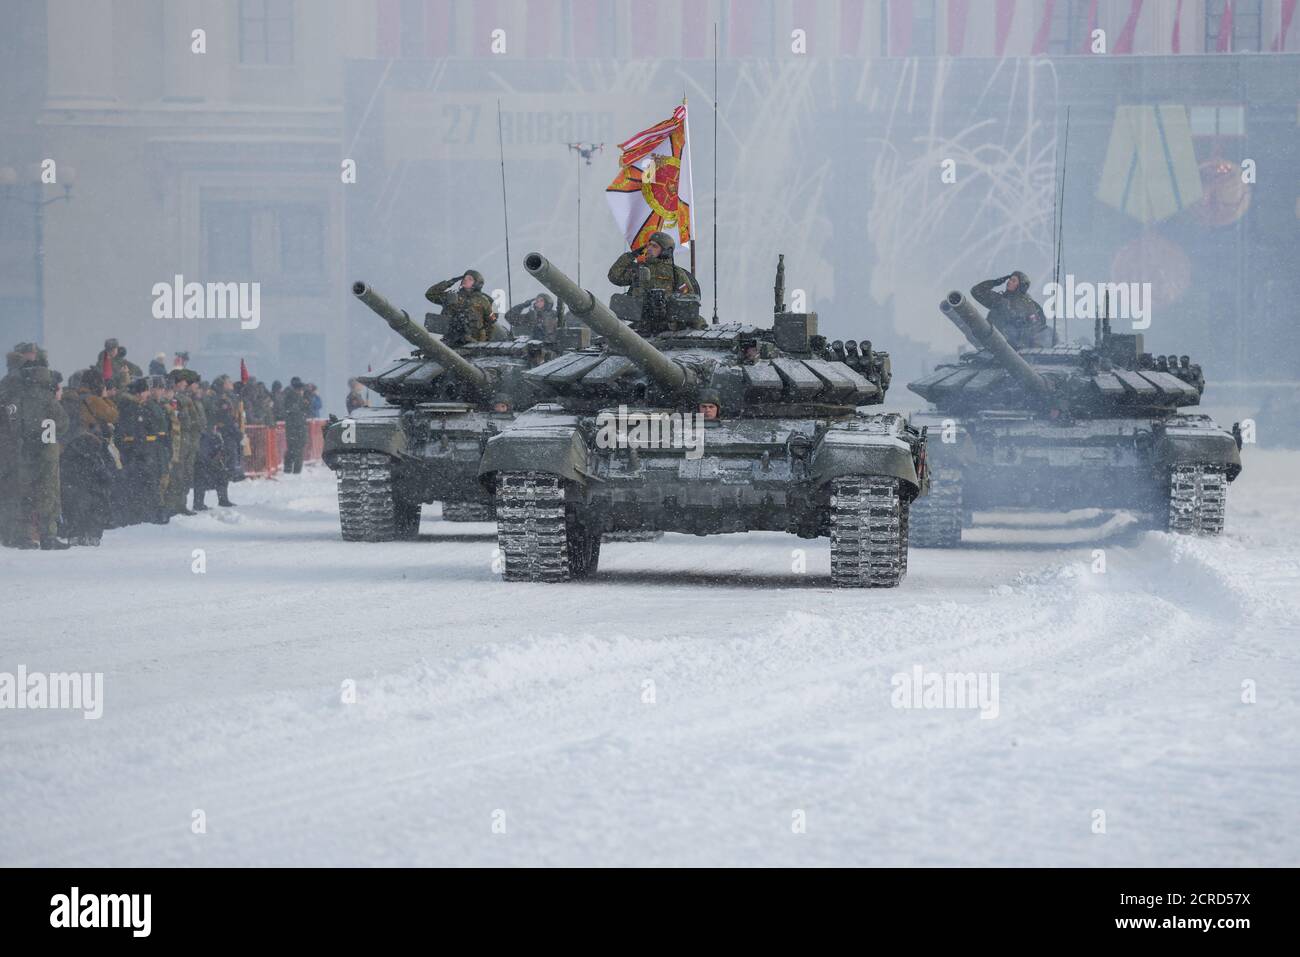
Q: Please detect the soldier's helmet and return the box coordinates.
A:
[648,231,676,256]
[1010,271,1031,292]
[463,269,485,292]
[536,293,554,309]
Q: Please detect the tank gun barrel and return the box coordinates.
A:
[523,252,687,392]
[352,281,489,391]
[940,291,1050,397]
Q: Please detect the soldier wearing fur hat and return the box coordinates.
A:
[425,269,497,343]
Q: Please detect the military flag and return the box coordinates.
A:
[605,103,694,251]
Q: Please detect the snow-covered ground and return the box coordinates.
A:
[2,452,1297,867]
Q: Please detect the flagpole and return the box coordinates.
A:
[684,93,695,278]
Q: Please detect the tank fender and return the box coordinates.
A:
[478,416,592,489]
[809,429,922,494]
[322,411,408,467]
[1151,426,1243,480]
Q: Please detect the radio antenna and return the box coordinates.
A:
[497,99,513,309]
[1053,107,1070,343]
[712,22,720,325]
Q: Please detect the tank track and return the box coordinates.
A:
[496,471,600,581]
[908,467,964,547]
[441,500,496,523]
[1166,465,1227,536]
[830,476,907,588]
[336,452,421,542]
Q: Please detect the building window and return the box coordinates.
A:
[1188,104,1246,137]
[240,0,294,65]
[202,200,327,286]
[1046,0,1092,55]
[400,0,425,58]
[1206,0,1263,51]
[882,0,937,55]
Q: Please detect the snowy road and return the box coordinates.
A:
[1,452,1297,866]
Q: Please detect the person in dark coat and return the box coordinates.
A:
[282,377,309,474]
[60,375,119,545]
[192,424,231,510]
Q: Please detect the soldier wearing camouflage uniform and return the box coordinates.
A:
[0,346,34,546]
[166,369,204,515]
[607,231,704,333]
[970,271,1054,350]
[425,269,497,344]
[505,294,558,341]
[12,363,70,549]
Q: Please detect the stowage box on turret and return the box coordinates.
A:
[477,253,928,587]
[322,282,581,540]
[906,290,1243,545]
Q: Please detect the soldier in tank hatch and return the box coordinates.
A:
[970,271,1054,350]
[426,269,497,344]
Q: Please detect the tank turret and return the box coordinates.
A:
[523,253,689,393]
[939,291,1051,398]
[352,281,489,393]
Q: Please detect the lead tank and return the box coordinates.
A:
[323,282,580,540]
[477,253,928,587]
[907,290,1243,545]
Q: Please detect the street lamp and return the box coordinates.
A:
[0,164,76,346]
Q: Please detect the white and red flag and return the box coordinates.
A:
[605,103,694,251]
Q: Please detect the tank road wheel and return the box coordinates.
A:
[908,467,963,548]
[336,452,421,542]
[830,476,907,588]
[496,471,600,582]
[1166,466,1227,536]
[441,500,496,523]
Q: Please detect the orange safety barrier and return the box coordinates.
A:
[244,420,325,478]
[244,423,284,478]
[305,419,325,462]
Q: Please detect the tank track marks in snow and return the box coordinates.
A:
[1167,465,1227,536]
[909,467,964,548]
[830,476,908,588]
[441,500,496,523]
[495,471,600,582]
[602,529,666,543]
[336,452,421,542]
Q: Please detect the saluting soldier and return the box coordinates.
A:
[425,269,498,344]
[970,271,1054,350]
[607,231,704,333]
[505,294,559,341]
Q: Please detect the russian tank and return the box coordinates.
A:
[477,253,928,587]
[323,281,584,540]
[906,290,1244,545]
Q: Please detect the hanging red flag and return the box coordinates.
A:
[101,351,113,383]
[1217,0,1234,52]
[605,103,693,251]
[240,358,250,384]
